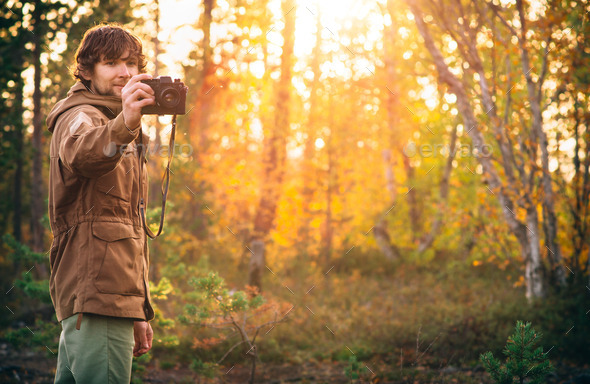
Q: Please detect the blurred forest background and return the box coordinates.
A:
[1,0,590,382]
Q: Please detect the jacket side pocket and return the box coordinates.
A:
[92,222,143,296]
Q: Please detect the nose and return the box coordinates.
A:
[118,63,130,78]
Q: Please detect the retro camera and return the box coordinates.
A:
[141,76,188,115]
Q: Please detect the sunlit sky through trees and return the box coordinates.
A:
[152,0,383,76]
[23,0,567,164]
[132,0,570,170]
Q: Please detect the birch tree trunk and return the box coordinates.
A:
[525,208,545,298]
[408,1,546,298]
[374,218,401,260]
[514,0,566,286]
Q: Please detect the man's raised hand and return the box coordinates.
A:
[122,73,155,130]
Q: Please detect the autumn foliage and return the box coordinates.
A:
[1,0,590,382]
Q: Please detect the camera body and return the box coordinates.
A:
[141,76,188,115]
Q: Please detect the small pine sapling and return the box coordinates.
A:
[180,272,289,383]
[480,320,553,384]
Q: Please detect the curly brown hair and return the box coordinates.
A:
[73,24,147,83]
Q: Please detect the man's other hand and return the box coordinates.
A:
[133,321,153,357]
[122,73,155,131]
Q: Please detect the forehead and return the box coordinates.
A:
[100,50,137,62]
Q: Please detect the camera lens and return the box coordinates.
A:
[159,88,180,108]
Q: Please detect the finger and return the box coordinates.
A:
[124,87,153,101]
[135,346,148,355]
[126,73,152,86]
[134,73,153,81]
[133,337,142,354]
[129,98,156,109]
[123,83,155,97]
[136,82,155,95]
[125,93,155,108]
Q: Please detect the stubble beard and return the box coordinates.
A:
[97,86,119,97]
[90,82,122,98]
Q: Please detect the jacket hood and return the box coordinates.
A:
[47,82,123,133]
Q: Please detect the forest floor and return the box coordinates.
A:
[1,342,589,384]
[3,257,590,383]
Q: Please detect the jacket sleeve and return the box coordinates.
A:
[56,106,140,179]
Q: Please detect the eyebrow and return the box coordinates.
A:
[102,55,137,62]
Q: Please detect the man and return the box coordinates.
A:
[46,24,156,383]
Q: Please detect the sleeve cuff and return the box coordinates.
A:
[125,123,140,136]
[112,113,140,142]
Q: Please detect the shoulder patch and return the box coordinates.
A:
[69,112,93,135]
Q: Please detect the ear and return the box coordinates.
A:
[80,69,92,81]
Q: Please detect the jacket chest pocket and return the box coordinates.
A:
[92,222,144,296]
[95,154,136,202]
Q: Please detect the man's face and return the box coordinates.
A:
[83,50,139,97]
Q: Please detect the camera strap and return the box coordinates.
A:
[138,115,177,239]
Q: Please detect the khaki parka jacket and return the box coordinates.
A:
[47,82,154,322]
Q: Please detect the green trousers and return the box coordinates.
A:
[54,313,135,384]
